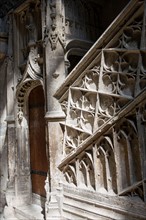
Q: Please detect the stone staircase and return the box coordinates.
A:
[2,204,44,220]
[62,185,146,220]
[14,204,44,220]
[55,0,146,219]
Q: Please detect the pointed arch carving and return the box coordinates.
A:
[16,45,43,123]
[79,151,95,190]
[116,116,142,190]
[96,135,117,194]
[63,163,77,186]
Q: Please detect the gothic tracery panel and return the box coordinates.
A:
[115,116,142,191]
[58,0,146,203]
[79,151,95,190]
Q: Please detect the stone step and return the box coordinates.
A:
[14,204,44,220]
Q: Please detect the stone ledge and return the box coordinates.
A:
[14,204,44,220]
[62,185,146,220]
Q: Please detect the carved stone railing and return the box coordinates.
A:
[55,0,146,204]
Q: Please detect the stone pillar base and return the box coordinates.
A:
[46,194,61,220]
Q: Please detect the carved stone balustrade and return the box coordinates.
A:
[55,0,146,211]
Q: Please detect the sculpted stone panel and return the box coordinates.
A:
[62,131,117,195]
[60,2,146,154]
[61,104,146,202]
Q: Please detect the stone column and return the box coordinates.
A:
[43,0,65,219]
[2,15,17,218]
[0,57,8,215]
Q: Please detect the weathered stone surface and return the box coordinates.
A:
[0,0,146,220]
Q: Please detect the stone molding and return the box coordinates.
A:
[16,45,43,123]
[62,184,146,220]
